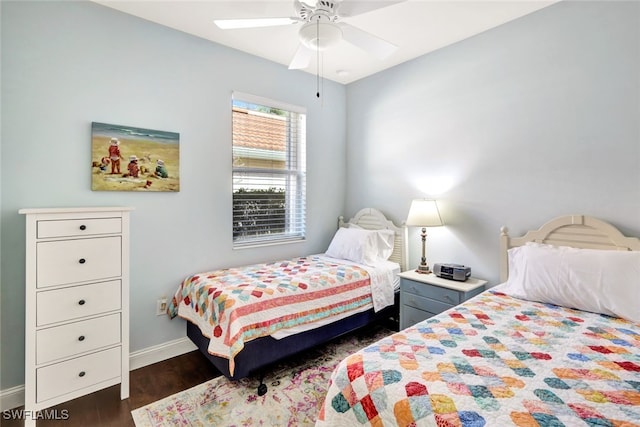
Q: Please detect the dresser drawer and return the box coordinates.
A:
[36,313,121,364]
[402,305,436,328]
[37,218,122,239]
[36,236,121,288]
[37,280,121,326]
[402,291,454,314]
[36,346,121,403]
[401,279,460,305]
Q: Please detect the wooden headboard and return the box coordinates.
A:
[338,208,409,272]
[500,215,640,282]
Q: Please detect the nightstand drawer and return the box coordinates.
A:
[403,292,453,314]
[402,305,437,327]
[36,236,121,288]
[37,218,122,239]
[36,346,121,403]
[37,280,121,326]
[36,313,121,364]
[401,279,460,305]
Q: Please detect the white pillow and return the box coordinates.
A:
[374,229,395,260]
[349,224,395,260]
[325,227,395,266]
[501,242,640,323]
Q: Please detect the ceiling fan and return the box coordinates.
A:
[214,0,405,70]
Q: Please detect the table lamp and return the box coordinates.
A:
[406,199,443,273]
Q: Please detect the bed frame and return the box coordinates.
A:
[187,208,408,389]
[338,208,409,271]
[500,214,640,282]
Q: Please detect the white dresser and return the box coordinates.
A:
[19,207,132,425]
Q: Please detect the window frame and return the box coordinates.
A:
[231,92,307,248]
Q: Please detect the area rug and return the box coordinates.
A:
[131,325,392,427]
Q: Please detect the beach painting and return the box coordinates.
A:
[91,122,180,192]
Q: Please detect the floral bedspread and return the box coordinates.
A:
[317,290,640,426]
[169,255,373,376]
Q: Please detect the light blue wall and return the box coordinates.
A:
[0,1,346,390]
[345,0,640,282]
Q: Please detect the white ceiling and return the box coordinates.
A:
[93,0,558,84]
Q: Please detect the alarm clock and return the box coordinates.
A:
[433,263,471,281]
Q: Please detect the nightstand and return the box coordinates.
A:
[398,270,487,329]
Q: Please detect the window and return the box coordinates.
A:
[232,92,306,247]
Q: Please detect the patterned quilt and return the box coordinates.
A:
[169,255,373,376]
[317,290,640,426]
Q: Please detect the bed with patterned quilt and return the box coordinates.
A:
[317,215,640,426]
[169,208,408,382]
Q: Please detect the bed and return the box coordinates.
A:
[169,208,408,389]
[317,215,640,426]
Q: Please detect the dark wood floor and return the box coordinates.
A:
[2,350,221,427]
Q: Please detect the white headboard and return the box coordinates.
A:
[338,208,409,272]
[500,215,640,282]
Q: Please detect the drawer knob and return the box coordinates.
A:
[445,295,454,302]
[79,225,87,231]
[78,299,86,305]
[79,258,86,264]
[78,371,86,378]
[78,335,85,341]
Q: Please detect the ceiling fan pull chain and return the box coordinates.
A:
[316,17,320,98]
[321,52,325,107]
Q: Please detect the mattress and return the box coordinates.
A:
[317,289,640,426]
[272,256,400,339]
[169,254,398,376]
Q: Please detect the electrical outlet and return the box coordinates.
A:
[156,297,168,316]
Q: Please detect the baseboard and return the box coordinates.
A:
[0,385,24,413]
[1,337,197,411]
[129,336,197,371]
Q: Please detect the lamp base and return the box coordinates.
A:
[415,264,431,274]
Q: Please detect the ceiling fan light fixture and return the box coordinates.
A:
[299,21,342,51]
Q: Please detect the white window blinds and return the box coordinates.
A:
[232,92,307,247]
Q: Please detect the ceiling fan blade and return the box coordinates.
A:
[338,22,397,59]
[288,44,313,69]
[336,0,406,18]
[214,17,296,30]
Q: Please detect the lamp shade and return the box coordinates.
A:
[406,199,443,227]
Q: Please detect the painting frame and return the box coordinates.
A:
[91,122,180,192]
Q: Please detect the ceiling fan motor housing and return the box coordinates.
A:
[297,0,342,51]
